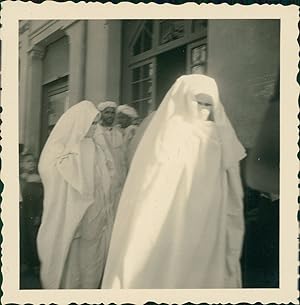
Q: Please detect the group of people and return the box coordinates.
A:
[19,102,139,288]
[20,74,279,289]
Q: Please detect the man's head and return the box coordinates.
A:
[116,105,138,128]
[20,153,36,174]
[117,112,131,128]
[98,101,117,127]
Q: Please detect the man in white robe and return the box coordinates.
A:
[93,101,127,213]
[116,104,139,166]
[127,111,156,165]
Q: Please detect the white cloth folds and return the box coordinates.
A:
[102,75,246,288]
[37,101,99,289]
[127,111,156,164]
[93,125,127,209]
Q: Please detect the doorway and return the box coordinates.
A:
[40,76,69,151]
[156,45,186,107]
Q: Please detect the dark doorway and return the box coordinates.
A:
[156,45,186,107]
[40,76,69,153]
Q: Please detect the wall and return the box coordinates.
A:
[19,19,122,155]
[29,20,50,33]
[19,20,75,154]
[207,19,280,148]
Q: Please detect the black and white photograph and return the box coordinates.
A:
[1,2,298,304]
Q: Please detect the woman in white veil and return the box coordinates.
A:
[38,101,114,289]
[102,75,246,289]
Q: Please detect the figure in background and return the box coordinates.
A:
[93,101,127,212]
[19,153,44,279]
[116,104,139,145]
[116,104,139,165]
[19,144,25,275]
[37,101,113,289]
[132,116,142,126]
[127,111,156,165]
[102,75,246,289]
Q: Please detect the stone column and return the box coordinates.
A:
[65,21,86,106]
[84,20,108,104]
[24,45,44,156]
[84,20,121,105]
[105,20,121,103]
[19,22,30,145]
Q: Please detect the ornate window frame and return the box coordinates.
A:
[129,57,156,118]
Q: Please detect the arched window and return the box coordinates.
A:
[159,20,185,45]
[132,21,153,56]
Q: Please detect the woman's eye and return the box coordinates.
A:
[197,101,211,106]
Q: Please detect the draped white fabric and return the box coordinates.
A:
[93,125,127,212]
[118,124,138,167]
[37,101,99,289]
[127,112,156,165]
[102,75,246,288]
[59,143,116,289]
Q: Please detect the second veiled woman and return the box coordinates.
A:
[102,75,246,289]
[37,100,116,289]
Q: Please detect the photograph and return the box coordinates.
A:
[1,2,298,304]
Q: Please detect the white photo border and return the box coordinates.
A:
[1,2,298,304]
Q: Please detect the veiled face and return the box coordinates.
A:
[194,93,214,121]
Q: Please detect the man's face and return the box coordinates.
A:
[22,155,36,174]
[117,112,131,128]
[101,107,116,126]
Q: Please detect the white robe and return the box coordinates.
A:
[93,125,127,211]
[37,101,104,289]
[60,144,115,289]
[102,75,246,289]
[117,124,138,167]
[127,112,155,165]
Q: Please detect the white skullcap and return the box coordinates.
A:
[98,101,117,112]
[117,104,138,118]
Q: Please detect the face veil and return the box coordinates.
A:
[130,74,246,170]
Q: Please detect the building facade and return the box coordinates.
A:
[19,19,280,157]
